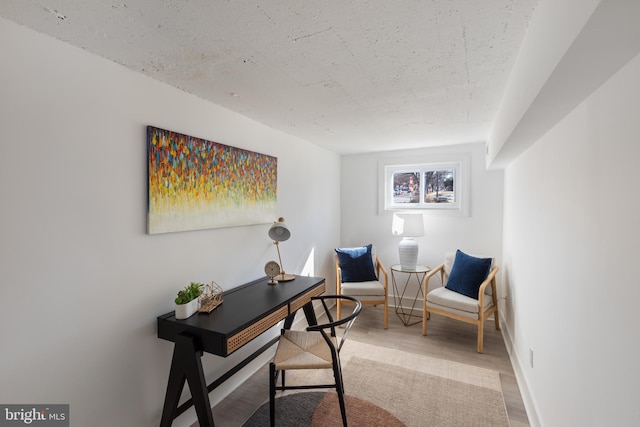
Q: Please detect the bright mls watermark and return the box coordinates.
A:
[0,405,68,426]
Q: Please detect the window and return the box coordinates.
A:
[379,154,469,215]
[423,169,455,205]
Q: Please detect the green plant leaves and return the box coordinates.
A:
[174,282,203,305]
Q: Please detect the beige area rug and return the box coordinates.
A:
[265,340,509,427]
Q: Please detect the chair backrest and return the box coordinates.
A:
[335,244,379,282]
[443,252,495,295]
[307,295,362,352]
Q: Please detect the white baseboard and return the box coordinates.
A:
[499,311,541,427]
[388,294,423,310]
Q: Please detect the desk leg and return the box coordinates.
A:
[283,313,295,330]
[282,302,318,330]
[303,302,319,326]
[160,334,215,427]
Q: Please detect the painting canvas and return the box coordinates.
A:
[147,126,277,234]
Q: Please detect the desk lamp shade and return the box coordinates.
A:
[392,213,424,270]
[268,217,295,281]
[268,217,290,242]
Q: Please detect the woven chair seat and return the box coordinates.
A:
[274,330,336,370]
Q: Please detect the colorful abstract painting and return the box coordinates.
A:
[147,126,277,234]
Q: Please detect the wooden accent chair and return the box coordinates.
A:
[269,295,362,427]
[335,244,388,329]
[422,250,500,353]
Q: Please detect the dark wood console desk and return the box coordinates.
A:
[157,275,325,427]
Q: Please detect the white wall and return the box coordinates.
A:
[488,0,640,169]
[502,51,640,426]
[0,18,340,427]
[486,0,600,168]
[340,143,504,303]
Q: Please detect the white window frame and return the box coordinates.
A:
[378,153,470,216]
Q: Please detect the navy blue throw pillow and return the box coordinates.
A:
[335,244,377,282]
[445,250,492,299]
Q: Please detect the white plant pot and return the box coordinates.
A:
[175,298,199,320]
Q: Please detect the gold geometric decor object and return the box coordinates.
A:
[198,281,224,313]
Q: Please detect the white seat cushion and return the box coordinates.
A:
[426,287,493,315]
[340,280,385,297]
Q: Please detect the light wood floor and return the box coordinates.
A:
[211,305,529,426]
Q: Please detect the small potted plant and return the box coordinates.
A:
[174,282,203,319]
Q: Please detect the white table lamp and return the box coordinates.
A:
[392,213,424,270]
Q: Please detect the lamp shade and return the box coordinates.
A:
[392,213,424,237]
[268,217,290,242]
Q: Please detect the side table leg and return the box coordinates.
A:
[159,334,215,427]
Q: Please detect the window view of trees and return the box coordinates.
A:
[392,172,420,203]
[424,170,455,204]
[384,161,462,212]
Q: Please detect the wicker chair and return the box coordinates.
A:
[269,295,362,427]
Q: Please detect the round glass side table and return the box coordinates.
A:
[390,264,430,326]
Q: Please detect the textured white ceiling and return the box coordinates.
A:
[0,0,538,154]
